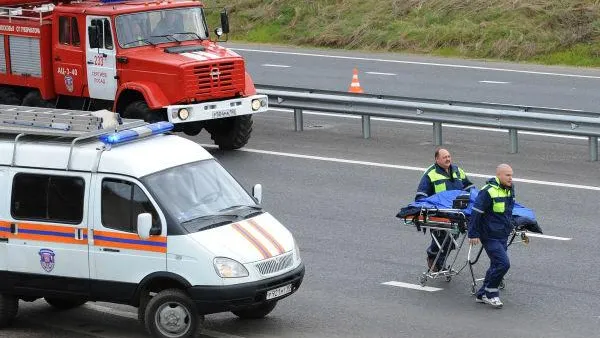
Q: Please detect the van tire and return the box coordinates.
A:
[44,297,87,310]
[0,87,21,105]
[0,294,18,328]
[231,301,277,319]
[22,90,55,108]
[144,289,203,338]
[205,115,253,150]
[123,100,165,123]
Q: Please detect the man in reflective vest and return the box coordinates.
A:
[415,148,474,272]
[468,164,515,308]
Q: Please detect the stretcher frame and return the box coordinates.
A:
[402,208,469,286]
[466,227,530,294]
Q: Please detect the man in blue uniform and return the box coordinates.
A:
[468,164,514,308]
[415,148,474,272]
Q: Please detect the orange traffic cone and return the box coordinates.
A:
[348,68,364,93]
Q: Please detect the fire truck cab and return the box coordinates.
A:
[0,0,268,149]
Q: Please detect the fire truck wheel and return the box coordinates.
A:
[0,87,21,105]
[124,101,166,123]
[44,297,87,310]
[0,294,18,328]
[206,115,253,150]
[231,301,277,319]
[144,289,204,338]
[22,90,55,108]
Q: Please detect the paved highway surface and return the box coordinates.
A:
[3,47,599,337]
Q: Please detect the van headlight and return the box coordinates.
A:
[213,257,249,278]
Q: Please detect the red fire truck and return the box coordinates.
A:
[0,0,268,149]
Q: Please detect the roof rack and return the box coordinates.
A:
[0,104,154,170]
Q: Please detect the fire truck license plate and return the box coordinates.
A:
[212,108,237,119]
[266,284,292,300]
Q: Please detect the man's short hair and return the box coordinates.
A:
[434,147,446,159]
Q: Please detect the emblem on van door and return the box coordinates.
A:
[39,249,55,272]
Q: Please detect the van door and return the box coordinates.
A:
[85,16,117,100]
[89,174,167,300]
[5,169,91,295]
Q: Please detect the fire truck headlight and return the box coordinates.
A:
[251,99,261,111]
[178,108,190,120]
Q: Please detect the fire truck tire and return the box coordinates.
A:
[0,87,21,105]
[44,297,87,310]
[206,115,253,150]
[22,90,55,108]
[144,289,204,338]
[231,301,277,319]
[123,101,165,123]
[0,294,18,328]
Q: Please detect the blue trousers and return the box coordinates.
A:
[476,238,510,298]
[426,230,456,269]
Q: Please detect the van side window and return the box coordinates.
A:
[101,179,160,233]
[11,173,85,223]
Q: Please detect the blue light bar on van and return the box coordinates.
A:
[100,0,125,3]
[99,122,174,145]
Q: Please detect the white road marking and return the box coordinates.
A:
[86,304,245,338]
[382,281,442,292]
[479,80,510,84]
[366,71,396,76]
[202,144,600,191]
[262,64,291,68]
[267,108,591,140]
[233,48,600,79]
[526,233,572,241]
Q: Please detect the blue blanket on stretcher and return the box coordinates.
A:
[396,188,542,233]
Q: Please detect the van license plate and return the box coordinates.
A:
[212,108,237,119]
[266,284,292,300]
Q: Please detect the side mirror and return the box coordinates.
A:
[252,183,262,204]
[88,26,100,49]
[220,8,229,34]
[137,213,152,240]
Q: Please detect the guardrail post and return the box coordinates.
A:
[362,115,371,139]
[433,122,442,146]
[294,108,303,131]
[509,129,519,154]
[589,136,598,161]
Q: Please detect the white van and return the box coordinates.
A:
[0,107,304,338]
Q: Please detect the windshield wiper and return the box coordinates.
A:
[149,34,180,43]
[170,32,204,40]
[218,204,262,213]
[122,38,154,47]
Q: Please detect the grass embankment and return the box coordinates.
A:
[204,0,600,67]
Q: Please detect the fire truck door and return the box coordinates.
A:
[53,16,85,96]
[85,16,117,101]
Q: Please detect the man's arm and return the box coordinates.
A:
[415,174,433,201]
[468,189,491,240]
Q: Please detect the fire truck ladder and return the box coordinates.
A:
[0,104,147,169]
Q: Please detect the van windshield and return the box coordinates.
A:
[142,160,260,230]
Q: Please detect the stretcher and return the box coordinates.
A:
[401,207,469,286]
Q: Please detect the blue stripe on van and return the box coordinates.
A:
[94,235,167,247]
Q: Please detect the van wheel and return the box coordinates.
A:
[0,294,18,328]
[231,301,277,319]
[22,90,55,108]
[144,289,203,338]
[205,115,253,150]
[0,87,21,105]
[44,297,87,310]
[123,100,165,123]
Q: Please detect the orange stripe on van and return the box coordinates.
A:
[246,219,285,255]
[231,222,271,259]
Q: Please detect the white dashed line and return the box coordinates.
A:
[479,80,510,84]
[382,281,442,292]
[261,64,291,68]
[366,71,396,76]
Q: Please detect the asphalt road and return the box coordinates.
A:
[227,43,600,112]
[3,48,600,337]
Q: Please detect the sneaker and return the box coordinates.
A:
[483,296,503,308]
[475,294,485,303]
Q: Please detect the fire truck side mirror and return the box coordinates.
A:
[88,26,100,49]
[220,9,229,34]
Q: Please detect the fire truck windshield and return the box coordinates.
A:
[116,7,208,48]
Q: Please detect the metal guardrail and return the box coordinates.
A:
[256,84,600,161]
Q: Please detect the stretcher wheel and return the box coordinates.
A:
[470,285,476,295]
[499,280,505,290]
[445,276,452,282]
[419,275,427,286]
